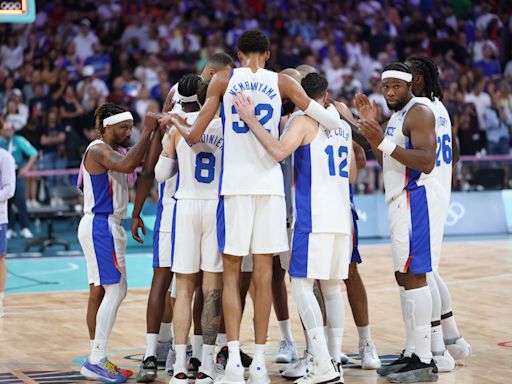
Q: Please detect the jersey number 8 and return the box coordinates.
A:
[195,152,215,183]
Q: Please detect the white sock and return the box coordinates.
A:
[306,326,331,361]
[227,340,241,368]
[357,326,372,347]
[158,322,173,343]
[175,344,188,373]
[191,335,203,360]
[0,291,4,304]
[217,333,227,348]
[278,319,294,342]
[431,325,445,354]
[90,339,107,364]
[400,287,415,357]
[405,286,433,364]
[201,344,216,376]
[327,328,343,362]
[253,344,266,369]
[145,333,158,359]
[442,316,461,341]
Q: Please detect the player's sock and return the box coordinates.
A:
[227,340,242,367]
[191,335,203,360]
[174,344,188,373]
[306,327,331,361]
[145,333,158,359]
[434,271,462,340]
[400,286,415,357]
[217,333,227,348]
[90,339,107,364]
[441,315,460,340]
[201,344,216,375]
[278,319,294,342]
[320,280,345,361]
[252,344,266,369]
[158,322,173,343]
[427,273,446,353]
[405,286,433,364]
[357,326,372,347]
[0,291,4,305]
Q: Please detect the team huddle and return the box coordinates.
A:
[76,31,471,384]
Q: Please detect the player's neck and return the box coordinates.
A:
[242,54,266,72]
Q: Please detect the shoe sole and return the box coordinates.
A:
[361,361,382,370]
[136,371,157,383]
[377,363,407,377]
[295,373,340,384]
[80,366,127,383]
[386,369,438,383]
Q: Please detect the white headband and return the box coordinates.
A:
[103,112,133,127]
[381,70,412,82]
[180,94,198,103]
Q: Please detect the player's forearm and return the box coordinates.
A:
[391,147,435,174]
[132,173,153,218]
[303,102,339,131]
[370,144,383,167]
[245,116,288,162]
[122,130,152,172]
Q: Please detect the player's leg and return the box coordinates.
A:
[171,273,196,384]
[344,262,381,369]
[86,284,105,340]
[434,271,471,360]
[272,256,297,364]
[0,224,8,317]
[427,273,455,372]
[197,271,222,384]
[190,272,204,374]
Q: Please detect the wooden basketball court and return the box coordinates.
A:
[1,239,511,383]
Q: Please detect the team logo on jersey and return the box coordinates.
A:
[385,126,396,137]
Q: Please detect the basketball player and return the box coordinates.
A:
[355,63,439,383]
[0,139,15,319]
[167,30,341,384]
[233,72,355,384]
[78,104,157,383]
[406,56,471,366]
[133,53,235,382]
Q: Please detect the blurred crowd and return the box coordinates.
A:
[0,0,511,205]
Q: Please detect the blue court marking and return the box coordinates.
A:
[5,254,154,294]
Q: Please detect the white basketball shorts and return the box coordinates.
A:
[217,195,288,257]
[171,199,222,274]
[78,214,127,286]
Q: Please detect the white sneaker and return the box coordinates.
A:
[6,229,16,240]
[359,342,381,370]
[32,200,42,208]
[196,370,216,384]
[26,200,33,209]
[247,363,270,384]
[0,304,4,318]
[214,362,245,384]
[445,337,471,360]
[170,371,189,384]
[20,228,33,239]
[294,358,340,384]
[281,352,313,379]
[166,344,177,374]
[433,349,455,372]
[275,340,297,363]
[157,340,173,363]
[339,352,349,364]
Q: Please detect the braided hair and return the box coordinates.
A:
[178,73,202,99]
[94,103,127,136]
[406,56,443,101]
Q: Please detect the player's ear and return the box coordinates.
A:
[237,51,244,63]
[264,50,271,62]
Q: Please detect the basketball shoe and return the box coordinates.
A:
[293,358,341,384]
[445,337,471,360]
[275,340,297,363]
[80,358,127,383]
[359,342,381,369]
[281,351,313,379]
[376,351,412,377]
[136,356,157,382]
[386,354,438,383]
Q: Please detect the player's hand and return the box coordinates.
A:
[233,92,256,123]
[359,119,384,147]
[144,112,160,133]
[354,93,378,121]
[131,216,146,243]
[169,113,190,130]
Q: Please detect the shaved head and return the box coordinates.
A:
[296,64,318,78]
[280,68,302,83]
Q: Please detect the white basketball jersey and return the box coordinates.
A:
[383,97,437,204]
[414,97,453,201]
[220,67,284,196]
[293,114,352,234]
[175,116,223,200]
[155,134,177,232]
[82,139,128,220]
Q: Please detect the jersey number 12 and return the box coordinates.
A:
[325,145,348,178]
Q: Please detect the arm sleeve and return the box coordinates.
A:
[0,152,16,202]
[303,101,340,131]
[154,155,177,184]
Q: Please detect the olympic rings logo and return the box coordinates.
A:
[445,202,465,226]
[0,1,22,10]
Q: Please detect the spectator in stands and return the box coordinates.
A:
[465,79,491,134]
[84,42,111,82]
[0,120,38,239]
[72,19,99,62]
[473,43,501,79]
[483,92,512,155]
[39,107,66,190]
[0,35,23,72]
[76,66,109,106]
[3,92,28,132]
